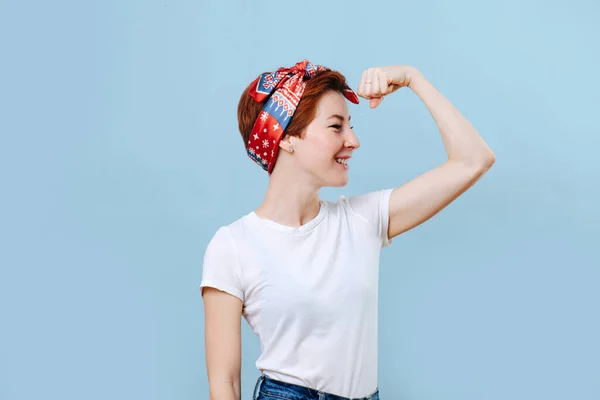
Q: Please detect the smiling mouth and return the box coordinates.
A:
[335,158,349,169]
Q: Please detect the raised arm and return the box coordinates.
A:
[357,65,496,239]
[202,287,243,400]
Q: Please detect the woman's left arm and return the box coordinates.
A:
[357,65,496,239]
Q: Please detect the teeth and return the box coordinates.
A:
[335,158,348,165]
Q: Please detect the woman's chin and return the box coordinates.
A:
[328,173,349,187]
[316,164,349,187]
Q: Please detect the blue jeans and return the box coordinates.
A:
[253,374,380,400]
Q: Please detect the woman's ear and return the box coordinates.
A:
[279,136,294,153]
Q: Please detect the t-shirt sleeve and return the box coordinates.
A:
[342,188,394,248]
[199,226,244,302]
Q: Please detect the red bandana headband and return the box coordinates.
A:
[246,59,359,174]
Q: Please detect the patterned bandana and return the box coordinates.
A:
[246,59,359,174]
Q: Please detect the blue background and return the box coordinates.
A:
[1,1,598,399]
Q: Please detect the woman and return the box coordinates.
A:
[200,60,495,400]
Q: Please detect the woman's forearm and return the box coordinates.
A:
[408,68,495,167]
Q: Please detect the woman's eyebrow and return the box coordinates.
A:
[327,114,351,121]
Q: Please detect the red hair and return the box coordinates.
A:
[237,70,352,148]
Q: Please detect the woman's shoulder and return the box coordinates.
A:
[330,188,394,214]
[206,211,257,243]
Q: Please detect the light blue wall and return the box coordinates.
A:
[1,1,598,399]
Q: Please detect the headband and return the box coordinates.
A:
[246,59,359,174]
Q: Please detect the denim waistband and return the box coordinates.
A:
[253,374,380,400]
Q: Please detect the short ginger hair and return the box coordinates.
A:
[237,70,352,147]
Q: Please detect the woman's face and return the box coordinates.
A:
[285,90,360,187]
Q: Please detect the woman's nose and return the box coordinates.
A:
[346,130,360,150]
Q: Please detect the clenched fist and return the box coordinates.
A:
[357,65,420,108]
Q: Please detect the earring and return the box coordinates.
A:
[288,147,293,153]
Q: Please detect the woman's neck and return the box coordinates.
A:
[255,172,321,227]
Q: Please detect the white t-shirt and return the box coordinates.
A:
[200,189,393,399]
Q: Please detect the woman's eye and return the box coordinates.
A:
[330,124,342,131]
